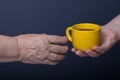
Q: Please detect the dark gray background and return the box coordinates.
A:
[0,0,120,80]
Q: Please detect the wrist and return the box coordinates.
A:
[104,14,120,41]
[0,35,20,62]
[13,37,21,62]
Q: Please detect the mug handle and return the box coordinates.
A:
[66,27,72,42]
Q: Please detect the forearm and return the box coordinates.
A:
[104,14,120,40]
[0,35,19,62]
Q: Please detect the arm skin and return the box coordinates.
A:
[72,14,120,57]
[0,35,19,62]
[104,14,120,39]
[0,34,68,65]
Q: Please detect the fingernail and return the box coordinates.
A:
[63,36,67,38]
[76,51,80,54]
[93,46,98,50]
[86,50,90,53]
[71,48,75,52]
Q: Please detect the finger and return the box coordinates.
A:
[75,50,87,57]
[93,45,107,55]
[93,31,114,54]
[46,53,65,61]
[49,45,68,53]
[21,60,37,64]
[47,35,68,44]
[20,53,59,65]
[40,60,59,65]
[71,48,77,52]
[22,59,58,65]
[86,50,99,57]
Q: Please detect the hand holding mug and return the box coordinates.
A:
[71,26,118,57]
[66,23,101,57]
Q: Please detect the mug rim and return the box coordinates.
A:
[72,23,101,32]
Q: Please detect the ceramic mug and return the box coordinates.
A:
[66,23,101,52]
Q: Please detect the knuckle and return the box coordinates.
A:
[58,46,68,53]
[58,55,65,60]
[52,54,58,60]
[65,46,69,52]
[56,47,61,53]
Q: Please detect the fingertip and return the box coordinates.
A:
[86,50,90,53]
[86,50,99,57]
[63,36,67,38]
[76,50,81,54]
[93,46,99,50]
[63,36,68,42]
[93,46,102,53]
[65,46,69,50]
[65,46,69,52]
[50,62,59,65]
[71,48,76,52]
[75,51,86,57]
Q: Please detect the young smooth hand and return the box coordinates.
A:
[71,27,119,57]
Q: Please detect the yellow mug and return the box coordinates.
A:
[66,23,101,52]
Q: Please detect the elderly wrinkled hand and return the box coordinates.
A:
[15,34,68,65]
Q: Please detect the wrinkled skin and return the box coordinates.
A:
[15,34,68,65]
[71,27,119,57]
